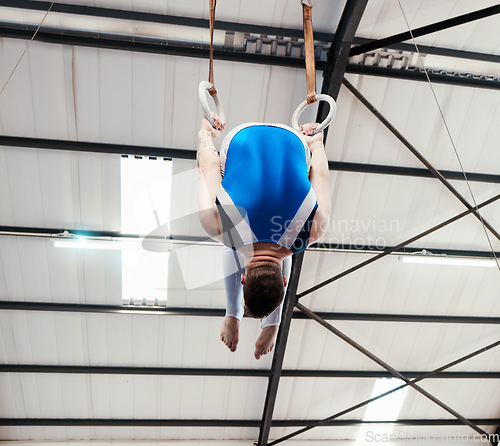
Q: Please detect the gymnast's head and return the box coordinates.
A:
[241,262,287,318]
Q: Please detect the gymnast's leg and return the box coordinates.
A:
[254,255,292,360]
[220,246,245,352]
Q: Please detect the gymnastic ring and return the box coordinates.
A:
[198,81,226,129]
[291,94,337,135]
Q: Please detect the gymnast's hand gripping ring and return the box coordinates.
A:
[291,94,337,134]
[198,81,226,129]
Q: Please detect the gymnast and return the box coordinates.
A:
[197,114,331,359]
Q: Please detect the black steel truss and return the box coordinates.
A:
[270,338,500,444]
[2,300,500,325]
[2,134,500,184]
[296,303,491,438]
[0,14,498,89]
[0,418,499,427]
[1,1,498,63]
[1,364,499,379]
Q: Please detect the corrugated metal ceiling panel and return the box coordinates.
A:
[299,252,500,316]
[357,0,500,54]
[0,147,120,230]
[331,74,500,175]
[1,310,498,373]
[0,238,121,303]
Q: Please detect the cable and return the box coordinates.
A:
[0,2,55,98]
[396,0,500,273]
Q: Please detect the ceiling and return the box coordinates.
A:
[0,0,499,445]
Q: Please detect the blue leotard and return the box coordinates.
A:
[216,123,317,253]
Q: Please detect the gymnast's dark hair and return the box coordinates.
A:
[243,263,285,319]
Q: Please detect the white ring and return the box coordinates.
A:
[291,94,337,134]
[198,81,226,128]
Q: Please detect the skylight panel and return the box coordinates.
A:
[121,155,172,306]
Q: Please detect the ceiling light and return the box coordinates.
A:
[398,251,497,268]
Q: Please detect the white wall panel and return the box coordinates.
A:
[131,52,168,147]
[73,46,102,141]
[0,238,25,299]
[17,238,51,300]
[1,312,33,363]
[28,43,70,140]
[54,313,88,364]
[99,50,133,144]
[170,57,204,150]
[3,148,45,226]
[0,39,36,136]
[37,150,75,228]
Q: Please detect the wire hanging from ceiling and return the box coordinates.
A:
[396,0,500,273]
[0,2,55,98]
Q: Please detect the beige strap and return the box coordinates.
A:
[302,2,317,104]
[208,0,217,96]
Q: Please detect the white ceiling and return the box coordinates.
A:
[0,0,499,444]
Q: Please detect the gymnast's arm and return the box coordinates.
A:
[302,124,331,244]
[197,116,225,239]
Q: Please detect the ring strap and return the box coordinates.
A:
[302,3,317,104]
[208,0,217,97]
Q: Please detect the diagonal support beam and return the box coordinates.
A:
[492,426,500,446]
[257,253,304,446]
[350,4,500,56]
[296,302,490,438]
[269,338,500,444]
[298,192,500,298]
[342,77,500,243]
[257,1,368,445]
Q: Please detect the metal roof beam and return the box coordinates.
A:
[0,418,499,427]
[0,0,332,41]
[2,300,500,324]
[350,4,500,56]
[2,1,499,65]
[2,364,499,379]
[2,135,500,183]
[1,225,500,259]
[257,253,304,445]
[346,64,500,91]
[328,161,500,184]
[0,22,498,90]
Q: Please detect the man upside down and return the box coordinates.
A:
[197,115,331,359]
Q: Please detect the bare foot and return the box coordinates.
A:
[220,316,240,352]
[254,325,278,360]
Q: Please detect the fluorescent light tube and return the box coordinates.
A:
[398,255,497,268]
